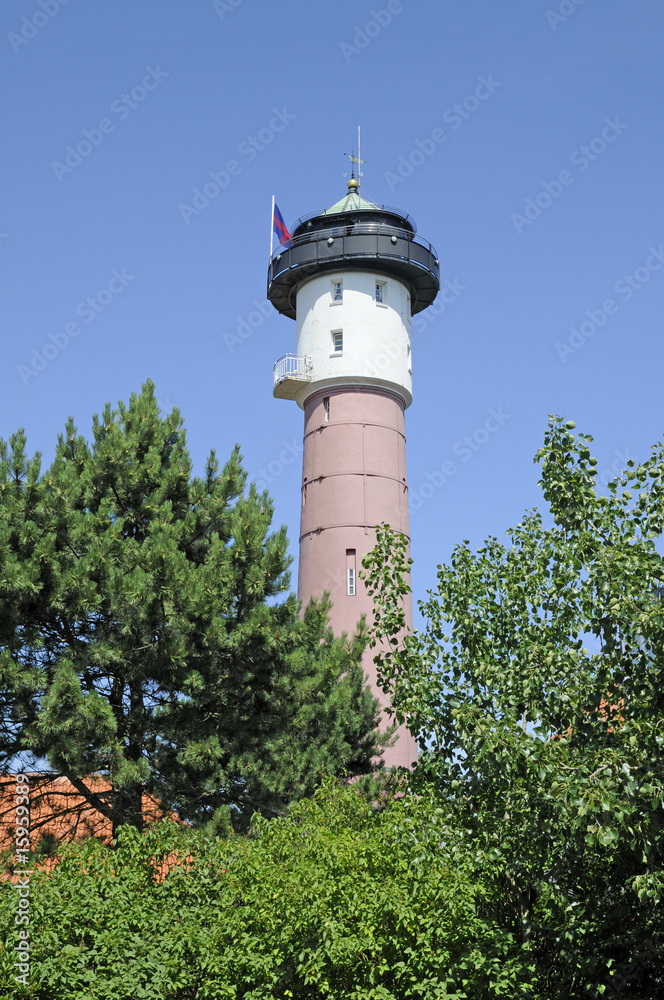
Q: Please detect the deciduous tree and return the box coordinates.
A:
[364,417,664,996]
[0,782,533,999]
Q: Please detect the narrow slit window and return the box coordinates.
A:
[332,281,343,302]
[375,281,385,303]
[332,331,343,353]
[323,397,330,421]
[346,548,356,596]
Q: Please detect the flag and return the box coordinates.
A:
[273,203,293,248]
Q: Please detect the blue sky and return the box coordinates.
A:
[2,0,663,615]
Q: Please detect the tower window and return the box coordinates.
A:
[323,397,330,421]
[346,548,356,596]
[375,281,386,304]
[332,331,343,353]
[332,280,343,302]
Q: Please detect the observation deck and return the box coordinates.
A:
[267,187,440,319]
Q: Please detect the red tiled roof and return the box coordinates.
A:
[0,773,178,852]
[0,774,189,880]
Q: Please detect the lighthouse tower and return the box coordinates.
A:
[268,176,439,768]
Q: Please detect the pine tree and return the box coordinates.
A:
[0,382,383,835]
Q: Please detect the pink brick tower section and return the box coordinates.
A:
[268,178,439,768]
[299,384,416,767]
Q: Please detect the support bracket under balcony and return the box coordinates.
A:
[273,354,313,399]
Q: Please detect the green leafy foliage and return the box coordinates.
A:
[0,383,383,833]
[0,782,535,999]
[363,417,664,996]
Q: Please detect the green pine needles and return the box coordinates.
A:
[0,382,384,835]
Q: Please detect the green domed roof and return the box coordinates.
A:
[322,182,380,216]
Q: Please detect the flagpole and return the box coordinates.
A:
[269,195,275,261]
[357,126,361,195]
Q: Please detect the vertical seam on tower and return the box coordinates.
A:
[311,420,317,525]
[363,422,368,535]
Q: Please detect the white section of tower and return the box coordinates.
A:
[293,271,413,409]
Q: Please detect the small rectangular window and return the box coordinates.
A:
[332,281,343,302]
[375,281,384,303]
[323,397,330,421]
[332,331,343,353]
[346,548,356,596]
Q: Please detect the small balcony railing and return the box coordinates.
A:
[273,354,312,399]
